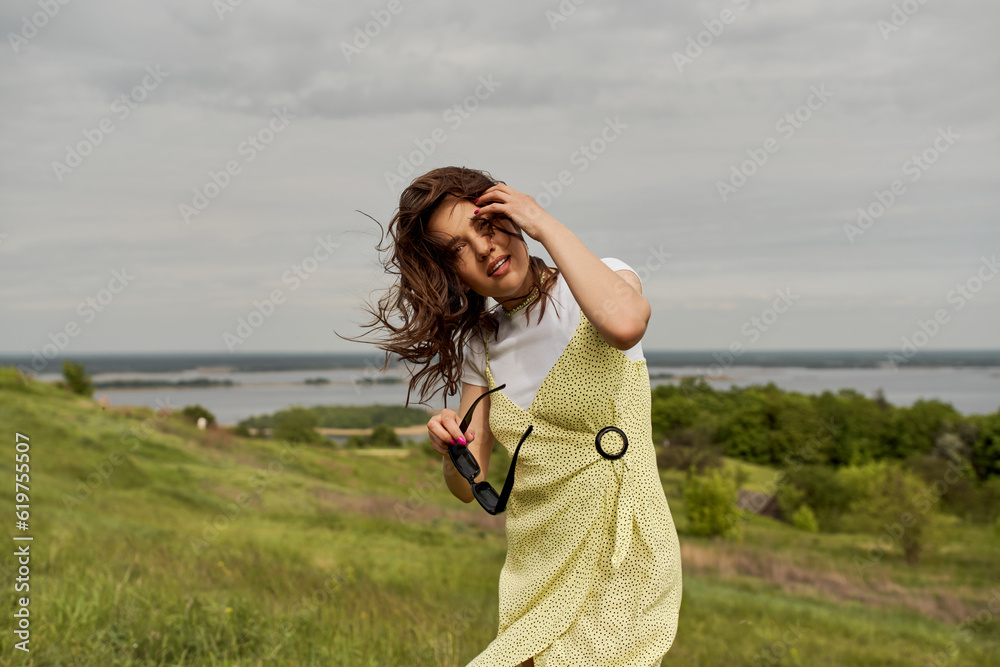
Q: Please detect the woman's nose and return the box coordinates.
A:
[473,235,493,259]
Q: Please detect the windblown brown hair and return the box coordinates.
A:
[338,166,560,408]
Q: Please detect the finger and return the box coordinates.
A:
[428,422,454,449]
[474,188,503,205]
[438,413,467,447]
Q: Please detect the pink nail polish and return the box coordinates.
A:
[458,437,466,445]
[449,439,456,445]
[474,198,479,203]
[474,209,479,214]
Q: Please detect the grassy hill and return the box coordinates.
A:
[0,367,997,665]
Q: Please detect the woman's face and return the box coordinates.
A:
[426,195,534,311]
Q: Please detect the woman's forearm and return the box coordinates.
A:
[537,220,650,349]
[443,457,474,503]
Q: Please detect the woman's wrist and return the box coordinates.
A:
[532,214,566,249]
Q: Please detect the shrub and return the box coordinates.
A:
[733,464,750,490]
[908,453,1000,523]
[419,437,437,458]
[181,404,216,427]
[846,462,938,565]
[775,464,852,532]
[682,469,742,540]
[272,406,324,445]
[62,360,93,397]
[343,435,368,449]
[0,366,32,391]
[657,442,723,474]
[369,424,402,448]
[791,505,819,532]
[970,412,1000,481]
[656,425,722,473]
[775,483,804,520]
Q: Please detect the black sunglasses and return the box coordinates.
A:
[448,383,532,515]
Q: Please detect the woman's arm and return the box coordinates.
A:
[537,223,650,350]
[473,183,651,349]
[430,382,495,503]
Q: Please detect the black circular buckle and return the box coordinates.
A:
[595,426,628,460]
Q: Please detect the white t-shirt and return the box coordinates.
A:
[461,257,645,411]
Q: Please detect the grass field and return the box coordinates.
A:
[0,368,997,665]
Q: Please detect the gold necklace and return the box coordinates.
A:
[502,285,539,317]
[501,269,548,318]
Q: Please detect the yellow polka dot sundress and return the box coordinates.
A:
[466,306,683,667]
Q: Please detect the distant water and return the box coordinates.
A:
[24,363,1000,424]
[4,349,1000,375]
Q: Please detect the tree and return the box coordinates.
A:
[650,393,698,444]
[882,399,962,460]
[62,360,93,397]
[775,464,852,532]
[846,462,937,565]
[369,424,402,448]
[181,404,216,427]
[682,469,743,540]
[970,412,1000,481]
[272,406,323,445]
[791,505,819,532]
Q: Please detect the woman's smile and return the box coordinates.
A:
[488,255,510,277]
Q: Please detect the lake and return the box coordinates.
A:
[33,364,1000,425]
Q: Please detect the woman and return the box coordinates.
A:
[353,166,682,666]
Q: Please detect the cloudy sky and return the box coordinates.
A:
[1,0,997,355]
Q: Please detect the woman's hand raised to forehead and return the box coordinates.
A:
[473,183,559,243]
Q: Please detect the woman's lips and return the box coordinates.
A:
[489,255,510,277]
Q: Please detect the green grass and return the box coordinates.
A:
[0,367,997,665]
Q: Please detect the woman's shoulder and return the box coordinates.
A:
[599,256,639,279]
[463,331,487,356]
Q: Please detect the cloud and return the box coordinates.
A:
[0,0,997,352]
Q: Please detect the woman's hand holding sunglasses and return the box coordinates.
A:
[427,408,477,457]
